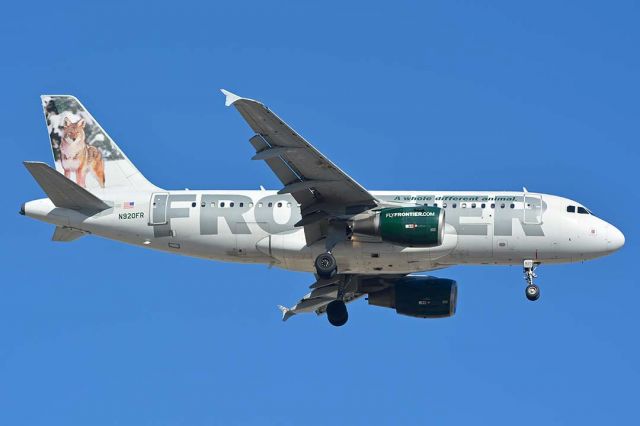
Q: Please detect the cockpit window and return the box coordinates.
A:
[567,206,575,213]
[577,206,589,214]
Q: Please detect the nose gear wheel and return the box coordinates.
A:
[523,260,541,301]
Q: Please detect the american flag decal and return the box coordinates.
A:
[123,201,135,209]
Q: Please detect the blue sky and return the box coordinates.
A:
[2,1,638,424]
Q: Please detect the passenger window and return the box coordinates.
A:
[452,203,457,208]
[220,202,225,208]
[490,203,495,209]
[230,202,235,207]
[481,203,485,208]
[268,202,273,207]
[567,206,575,213]
[277,202,282,208]
[510,203,515,209]
[461,203,466,208]
[577,206,589,214]
[239,202,244,207]
[249,202,254,208]
[210,202,215,207]
[200,201,205,207]
[471,203,476,208]
[258,202,263,208]
[191,202,196,208]
[443,203,448,208]
[500,203,505,209]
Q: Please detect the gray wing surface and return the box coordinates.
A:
[277,274,365,321]
[276,273,421,321]
[221,90,378,244]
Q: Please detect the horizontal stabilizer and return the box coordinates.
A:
[24,161,110,214]
[52,226,86,242]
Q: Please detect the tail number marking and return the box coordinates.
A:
[119,212,145,220]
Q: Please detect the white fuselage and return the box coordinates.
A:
[23,189,625,274]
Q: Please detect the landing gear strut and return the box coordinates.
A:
[326,300,348,326]
[314,222,349,279]
[315,252,337,279]
[523,260,540,301]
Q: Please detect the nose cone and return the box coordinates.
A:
[607,225,625,252]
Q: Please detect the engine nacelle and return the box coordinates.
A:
[368,276,457,318]
[351,206,445,247]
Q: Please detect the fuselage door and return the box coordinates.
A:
[523,192,543,225]
[150,192,169,225]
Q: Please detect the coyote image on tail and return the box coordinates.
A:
[59,117,105,188]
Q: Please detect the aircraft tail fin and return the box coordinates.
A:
[41,95,157,191]
[23,161,110,214]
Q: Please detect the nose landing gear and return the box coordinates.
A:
[526,283,540,301]
[523,260,541,301]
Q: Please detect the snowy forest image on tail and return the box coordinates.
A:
[42,96,123,189]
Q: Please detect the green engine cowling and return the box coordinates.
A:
[367,276,457,318]
[352,206,445,247]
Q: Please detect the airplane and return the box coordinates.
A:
[21,91,625,327]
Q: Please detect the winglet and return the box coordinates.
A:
[220,89,242,107]
[277,305,295,322]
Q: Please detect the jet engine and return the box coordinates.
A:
[351,206,445,246]
[367,276,457,318]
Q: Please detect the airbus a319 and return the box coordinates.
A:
[21,91,625,326]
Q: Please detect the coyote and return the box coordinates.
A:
[59,117,105,188]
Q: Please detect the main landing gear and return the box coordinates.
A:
[326,300,348,326]
[315,252,338,279]
[314,223,352,325]
[315,248,343,326]
[315,252,345,325]
[523,259,541,301]
[323,274,354,327]
[314,222,349,279]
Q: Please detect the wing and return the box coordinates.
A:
[222,90,378,244]
[277,274,365,321]
[276,273,414,321]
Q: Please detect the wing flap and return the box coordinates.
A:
[222,89,378,244]
[276,274,364,321]
[223,90,376,206]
